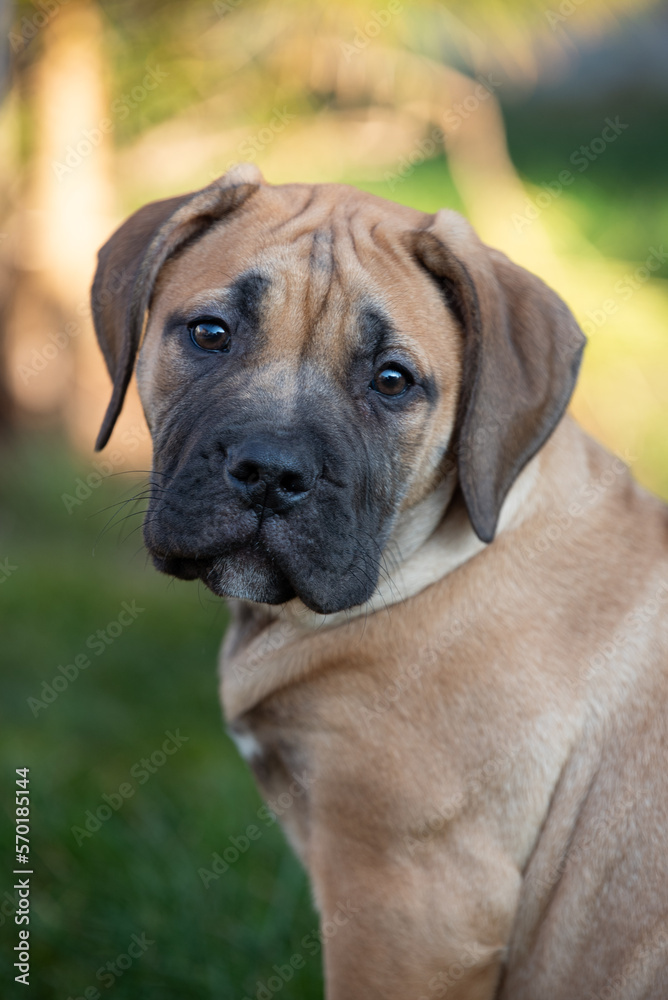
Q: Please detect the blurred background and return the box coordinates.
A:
[0,0,666,996]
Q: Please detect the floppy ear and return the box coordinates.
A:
[412,209,586,544]
[91,164,263,450]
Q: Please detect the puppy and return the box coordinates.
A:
[92,163,668,999]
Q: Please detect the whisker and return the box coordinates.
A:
[103,469,174,480]
[92,498,152,551]
[88,490,161,520]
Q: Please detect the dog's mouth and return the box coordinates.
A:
[149,546,299,607]
[147,528,381,614]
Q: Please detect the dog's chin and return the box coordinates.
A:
[150,549,296,604]
[205,551,297,606]
[149,547,373,615]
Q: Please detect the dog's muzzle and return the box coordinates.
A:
[142,420,383,615]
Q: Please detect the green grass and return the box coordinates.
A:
[0,438,322,1000]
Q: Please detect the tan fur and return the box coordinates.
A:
[222,420,668,999]
[95,167,668,999]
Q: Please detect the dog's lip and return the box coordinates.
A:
[149,547,365,614]
[148,545,302,605]
[149,550,214,581]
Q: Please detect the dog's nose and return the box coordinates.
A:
[226,438,319,512]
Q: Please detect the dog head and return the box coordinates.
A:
[92,164,585,614]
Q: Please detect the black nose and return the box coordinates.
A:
[226,437,319,513]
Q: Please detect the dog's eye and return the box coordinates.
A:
[189,319,231,353]
[370,365,412,397]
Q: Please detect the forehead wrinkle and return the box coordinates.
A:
[263,210,439,379]
[301,216,409,372]
[302,226,372,366]
[305,226,338,335]
[250,227,341,358]
[264,201,360,331]
[349,211,418,279]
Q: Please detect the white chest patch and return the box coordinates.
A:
[229,728,263,763]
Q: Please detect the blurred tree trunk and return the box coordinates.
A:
[0,261,16,440]
[0,0,15,440]
[6,0,117,448]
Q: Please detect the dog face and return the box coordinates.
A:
[134,186,462,613]
[91,165,585,614]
